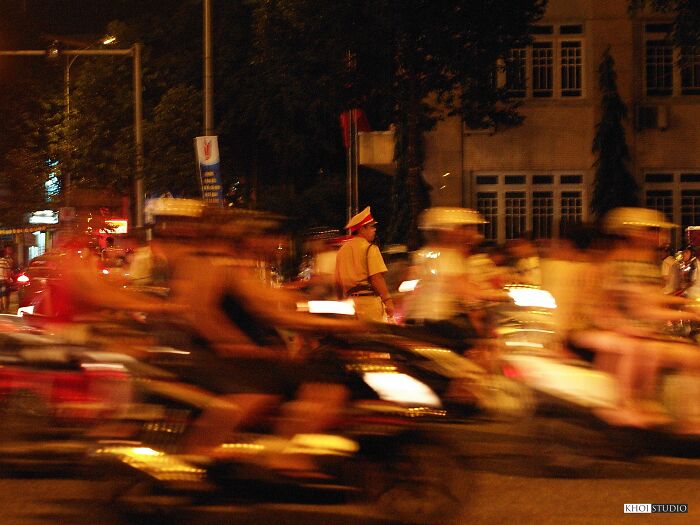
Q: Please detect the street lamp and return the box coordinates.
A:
[0,43,145,228]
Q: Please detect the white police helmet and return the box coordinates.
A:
[602,207,675,234]
[144,198,205,224]
[419,207,487,230]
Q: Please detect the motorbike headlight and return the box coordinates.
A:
[297,300,356,316]
[363,372,442,408]
[398,279,419,292]
[506,286,557,309]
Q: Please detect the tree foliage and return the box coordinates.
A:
[630,0,700,46]
[0,0,545,239]
[250,0,546,247]
[591,48,639,219]
[0,64,62,226]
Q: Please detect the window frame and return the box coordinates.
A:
[501,24,586,100]
[643,170,700,246]
[472,171,587,243]
[643,22,700,97]
[680,45,700,95]
[645,36,675,96]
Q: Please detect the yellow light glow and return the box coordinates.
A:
[363,372,442,408]
[103,219,128,234]
[506,287,557,309]
[504,341,545,349]
[132,447,162,456]
[306,300,355,315]
[398,279,419,292]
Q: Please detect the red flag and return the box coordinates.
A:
[339,109,372,149]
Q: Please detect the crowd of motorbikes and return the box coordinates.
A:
[2,209,700,524]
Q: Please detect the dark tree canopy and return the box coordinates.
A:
[0,0,545,239]
[250,0,546,245]
[591,48,639,219]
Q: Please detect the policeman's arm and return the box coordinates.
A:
[369,272,395,317]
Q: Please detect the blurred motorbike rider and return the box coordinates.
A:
[679,245,697,293]
[404,207,507,346]
[295,227,342,299]
[144,200,364,477]
[335,207,394,322]
[572,208,700,430]
[660,244,682,295]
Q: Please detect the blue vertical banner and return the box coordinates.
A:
[194,136,223,205]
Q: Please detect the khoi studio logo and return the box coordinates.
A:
[624,504,688,513]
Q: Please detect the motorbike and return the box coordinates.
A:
[495,329,700,473]
[88,316,466,524]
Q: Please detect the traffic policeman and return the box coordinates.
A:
[335,207,394,322]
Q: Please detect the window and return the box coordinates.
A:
[560,25,583,35]
[644,23,700,97]
[532,43,554,97]
[681,46,700,94]
[561,191,583,227]
[473,172,586,243]
[503,24,584,99]
[506,48,527,98]
[643,171,700,245]
[477,192,498,241]
[532,25,554,35]
[533,175,553,184]
[681,173,700,183]
[532,191,554,239]
[645,173,674,183]
[646,190,674,222]
[646,39,674,96]
[505,192,527,240]
[560,41,582,96]
[561,174,582,184]
[681,189,700,232]
[476,175,498,185]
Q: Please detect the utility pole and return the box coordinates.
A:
[203,0,214,136]
[351,108,359,216]
[133,43,144,228]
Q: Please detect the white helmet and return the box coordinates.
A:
[419,207,487,230]
[144,197,205,224]
[603,207,675,234]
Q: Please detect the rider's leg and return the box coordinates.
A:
[181,393,280,455]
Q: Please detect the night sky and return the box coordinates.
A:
[0,0,175,87]
[0,0,173,46]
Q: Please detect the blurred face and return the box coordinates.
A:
[358,224,377,242]
[457,224,482,247]
[438,224,482,250]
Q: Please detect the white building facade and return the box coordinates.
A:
[423,0,700,245]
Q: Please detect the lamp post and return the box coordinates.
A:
[0,44,145,227]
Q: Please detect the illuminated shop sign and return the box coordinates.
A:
[28,210,59,225]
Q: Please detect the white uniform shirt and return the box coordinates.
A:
[405,247,469,321]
